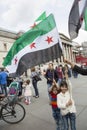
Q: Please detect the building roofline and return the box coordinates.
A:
[59,33,72,42]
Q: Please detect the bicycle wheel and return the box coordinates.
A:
[1,103,26,124]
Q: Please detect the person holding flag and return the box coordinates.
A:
[45,63,59,101]
[57,69,76,130]
[64,59,87,75]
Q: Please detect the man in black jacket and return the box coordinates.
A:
[64,59,87,75]
[45,63,59,100]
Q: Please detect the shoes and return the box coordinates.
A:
[35,95,39,98]
[33,95,39,98]
[24,100,29,105]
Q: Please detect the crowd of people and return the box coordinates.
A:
[44,62,77,130]
[1,60,86,130]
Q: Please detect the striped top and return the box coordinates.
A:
[50,92,58,108]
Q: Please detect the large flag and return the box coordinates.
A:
[68,0,87,40]
[3,14,63,76]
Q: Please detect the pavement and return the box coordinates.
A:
[0,74,87,130]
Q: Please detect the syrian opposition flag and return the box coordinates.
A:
[3,14,63,76]
[68,0,87,40]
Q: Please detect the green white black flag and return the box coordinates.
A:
[3,13,63,76]
[68,0,87,40]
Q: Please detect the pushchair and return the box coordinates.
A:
[8,81,20,105]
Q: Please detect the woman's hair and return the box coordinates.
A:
[31,67,35,72]
[60,80,68,88]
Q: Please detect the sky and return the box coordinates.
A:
[0,0,87,45]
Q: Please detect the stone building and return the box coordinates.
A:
[0,28,17,68]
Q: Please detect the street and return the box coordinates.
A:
[0,74,87,130]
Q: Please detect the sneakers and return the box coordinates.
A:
[35,95,39,98]
[33,95,39,98]
[24,100,30,105]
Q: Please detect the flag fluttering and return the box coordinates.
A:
[30,11,46,29]
[84,7,87,30]
[35,11,46,22]
[3,13,62,76]
[68,0,87,40]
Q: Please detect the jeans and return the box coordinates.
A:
[62,113,76,130]
[47,83,52,100]
[57,78,62,86]
[52,107,64,130]
[32,79,39,96]
[1,84,7,96]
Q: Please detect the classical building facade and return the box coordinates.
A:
[0,29,17,68]
[0,28,78,69]
[59,33,77,63]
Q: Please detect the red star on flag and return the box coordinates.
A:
[80,16,83,22]
[14,57,18,65]
[45,36,53,44]
[30,43,36,49]
[30,23,36,28]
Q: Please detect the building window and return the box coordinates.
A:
[4,43,7,51]
[3,57,5,60]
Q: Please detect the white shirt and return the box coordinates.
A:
[57,79,76,116]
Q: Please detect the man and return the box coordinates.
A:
[64,59,87,75]
[45,63,59,100]
[0,68,9,96]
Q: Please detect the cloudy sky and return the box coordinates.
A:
[0,0,87,44]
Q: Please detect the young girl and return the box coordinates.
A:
[49,80,63,130]
[23,79,32,105]
[57,72,76,130]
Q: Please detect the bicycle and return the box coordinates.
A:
[0,94,26,124]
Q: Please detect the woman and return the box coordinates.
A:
[30,67,40,98]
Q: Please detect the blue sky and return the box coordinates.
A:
[0,0,87,45]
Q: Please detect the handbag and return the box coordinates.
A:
[34,75,42,82]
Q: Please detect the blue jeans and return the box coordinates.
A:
[1,84,7,96]
[32,79,39,96]
[57,78,62,86]
[62,113,76,130]
[47,83,52,100]
[52,107,64,130]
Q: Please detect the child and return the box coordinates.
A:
[57,72,76,130]
[23,79,32,105]
[49,80,63,130]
